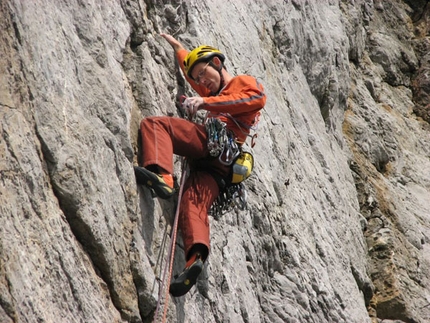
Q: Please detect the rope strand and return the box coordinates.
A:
[153,158,189,323]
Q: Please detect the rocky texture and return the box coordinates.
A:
[342,1,430,322]
[0,0,429,323]
[410,1,430,124]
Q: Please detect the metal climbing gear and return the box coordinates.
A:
[210,182,248,219]
[205,117,240,165]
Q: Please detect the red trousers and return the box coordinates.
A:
[140,116,229,261]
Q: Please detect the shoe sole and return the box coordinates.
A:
[169,259,203,297]
[134,166,175,199]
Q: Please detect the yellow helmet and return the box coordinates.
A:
[184,45,225,79]
[231,152,254,184]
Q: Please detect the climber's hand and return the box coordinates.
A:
[182,97,204,120]
[160,33,184,53]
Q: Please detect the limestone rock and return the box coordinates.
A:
[0,1,429,323]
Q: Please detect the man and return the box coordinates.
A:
[134,33,266,297]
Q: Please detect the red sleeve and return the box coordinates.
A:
[203,76,266,114]
[176,50,266,114]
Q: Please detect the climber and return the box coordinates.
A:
[134,33,266,297]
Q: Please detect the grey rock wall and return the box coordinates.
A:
[0,0,429,323]
[343,1,430,322]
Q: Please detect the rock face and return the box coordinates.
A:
[0,0,429,323]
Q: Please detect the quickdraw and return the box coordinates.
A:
[205,117,240,165]
[209,182,248,219]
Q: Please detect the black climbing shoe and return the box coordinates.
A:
[134,166,175,199]
[169,258,203,297]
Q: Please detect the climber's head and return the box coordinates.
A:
[184,45,225,78]
[184,45,226,94]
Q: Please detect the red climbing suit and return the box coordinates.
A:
[140,48,266,261]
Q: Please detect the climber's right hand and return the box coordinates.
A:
[182,97,204,120]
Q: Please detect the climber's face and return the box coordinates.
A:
[191,61,221,93]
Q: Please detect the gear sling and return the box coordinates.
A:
[202,112,260,218]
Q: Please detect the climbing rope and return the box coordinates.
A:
[152,157,189,323]
[153,98,193,322]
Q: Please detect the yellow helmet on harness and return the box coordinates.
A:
[231,152,254,184]
[184,45,225,79]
